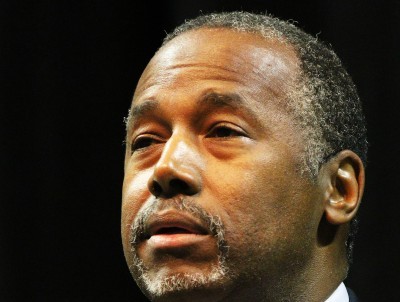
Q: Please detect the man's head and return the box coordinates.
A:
[122,12,366,302]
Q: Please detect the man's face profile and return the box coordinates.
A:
[121,26,364,302]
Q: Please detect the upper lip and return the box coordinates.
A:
[144,210,209,239]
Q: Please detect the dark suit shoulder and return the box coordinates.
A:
[347,287,359,302]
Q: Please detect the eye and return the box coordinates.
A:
[131,135,161,153]
[207,123,246,138]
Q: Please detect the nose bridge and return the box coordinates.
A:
[158,131,197,171]
[149,130,203,197]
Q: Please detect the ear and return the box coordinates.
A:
[322,150,365,225]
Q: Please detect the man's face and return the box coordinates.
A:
[122,29,325,301]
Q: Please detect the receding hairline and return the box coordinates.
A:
[164,25,291,44]
[160,26,300,69]
[162,12,299,46]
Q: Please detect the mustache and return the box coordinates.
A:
[129,197,228,254]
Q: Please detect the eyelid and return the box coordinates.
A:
[131,133,165,153]
[206,122,248,137]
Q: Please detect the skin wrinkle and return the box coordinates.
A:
[127,67,247,132]
[126,92,267,142]
[135,61,247,98]
[127,57,296,143]
[136,33,297,101]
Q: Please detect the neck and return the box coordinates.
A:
[221,245,348,302]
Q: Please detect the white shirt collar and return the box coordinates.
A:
[325,282,349,302]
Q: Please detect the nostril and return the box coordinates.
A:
[169,179,190,193]
[152,181,163,197]
[149,176,199,198]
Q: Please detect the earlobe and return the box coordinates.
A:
[324,150,365,225]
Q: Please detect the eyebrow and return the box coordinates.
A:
[197,92,245,112]
[125,99,159,131]
[195,92,260,126]
[125,92,260,131]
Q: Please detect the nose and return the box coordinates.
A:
[147,134,202,198]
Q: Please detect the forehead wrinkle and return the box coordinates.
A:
[166,62,239,75]
[138,63,246,93]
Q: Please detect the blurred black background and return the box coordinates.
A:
[1,1,399,301]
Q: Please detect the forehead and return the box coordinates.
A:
[128,28,302,137]
[134,28,300,100]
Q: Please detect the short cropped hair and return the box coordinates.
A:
[162,11,368,263]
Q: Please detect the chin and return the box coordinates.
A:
[133,259,231,301]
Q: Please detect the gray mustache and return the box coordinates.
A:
[129,197,229,255]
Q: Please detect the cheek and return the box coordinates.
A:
[209,149,295,214]
[207,149,314,252]
[205,161,279,239]
[121,168,153,245]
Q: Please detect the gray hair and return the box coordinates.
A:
[163,11,367,264]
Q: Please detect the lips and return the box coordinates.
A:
[145,211,209,238]
[142,210,211,249]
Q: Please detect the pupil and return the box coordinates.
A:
[132,138,151,151]
[216,127,231,137]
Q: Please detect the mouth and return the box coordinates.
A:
[143,211,211,249]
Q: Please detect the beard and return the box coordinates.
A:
[128,197,231,299]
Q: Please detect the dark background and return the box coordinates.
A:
[1,0,399,301]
